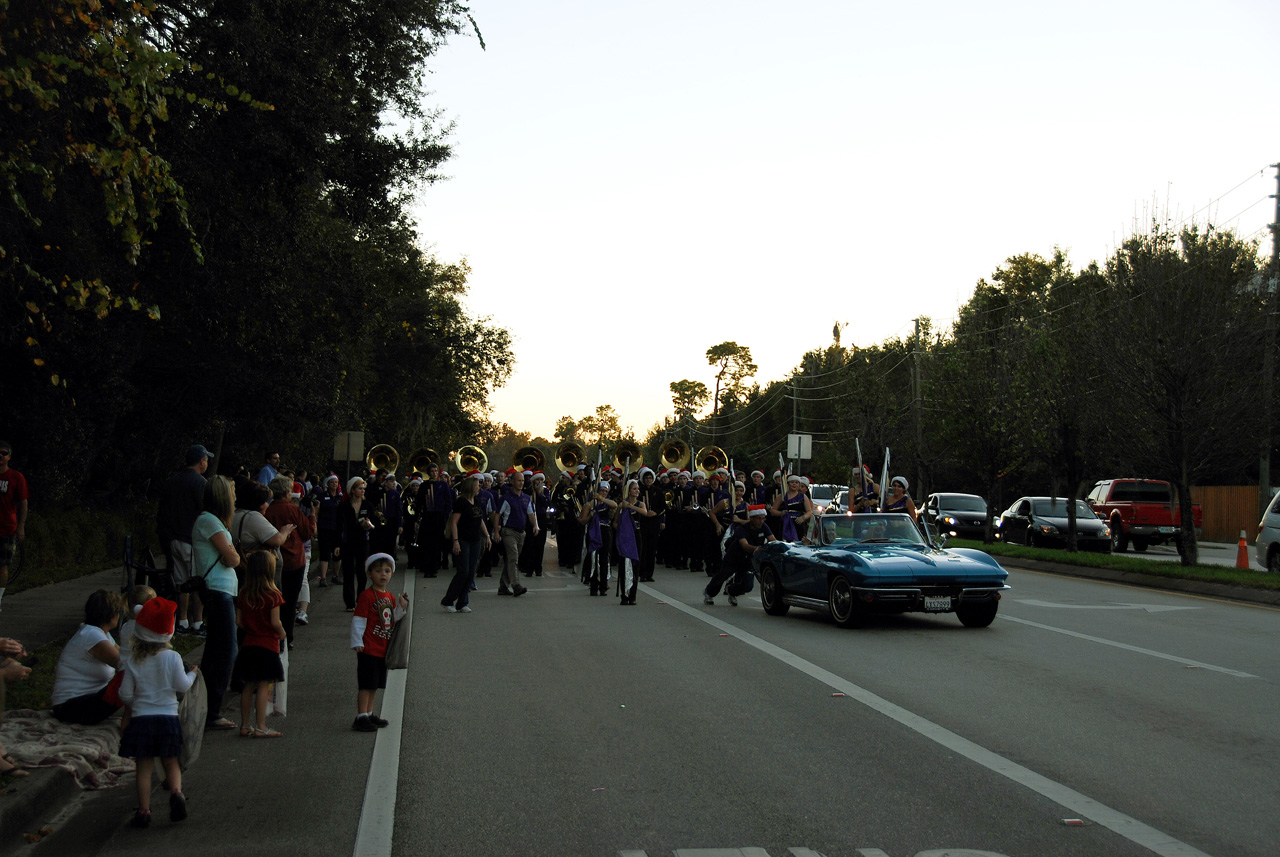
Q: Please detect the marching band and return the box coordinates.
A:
[322,440,912,609]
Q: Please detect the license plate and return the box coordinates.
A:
[1158,526,1175,534]
[923,595,952,612]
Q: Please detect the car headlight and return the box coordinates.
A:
[1102,527,1110,537]
[942,516,957,526]
[1038,524,1059,535]
[994,519,1003,528]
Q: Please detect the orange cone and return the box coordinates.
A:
[1236,529,1250,569]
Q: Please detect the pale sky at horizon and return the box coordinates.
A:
[410,0,1280,441]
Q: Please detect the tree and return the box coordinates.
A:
[706,342,757,414]
[554,416,579,443]
[1094,222,1264,565]
[669,380,710,422]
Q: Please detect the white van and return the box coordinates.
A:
[1258,490,1280,573]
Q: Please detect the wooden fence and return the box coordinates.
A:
[1189,485,1266,543]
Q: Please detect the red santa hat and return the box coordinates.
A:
[135,597,177,643]
[747,504,768,517]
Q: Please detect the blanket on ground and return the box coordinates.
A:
[0,709,133,789]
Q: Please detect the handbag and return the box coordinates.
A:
[385,594,411,670]
[179,554,217,594]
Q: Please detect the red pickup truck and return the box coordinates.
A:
[1085,479,1203,553]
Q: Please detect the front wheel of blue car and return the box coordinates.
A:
[956,599,999,628]
[828,576,867,628]
[759,565,789,616]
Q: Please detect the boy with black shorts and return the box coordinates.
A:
[350,552,408,732]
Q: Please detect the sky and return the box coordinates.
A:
[409,0,1280,442]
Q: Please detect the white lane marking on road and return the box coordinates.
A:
[1015,599,1198,613]
[1000,615,1256,678]
[644,584,1216,857]
[352,580,414,857]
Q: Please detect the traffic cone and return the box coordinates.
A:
[1236,529,1250,570]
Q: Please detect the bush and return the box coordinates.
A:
[10,501,157,594]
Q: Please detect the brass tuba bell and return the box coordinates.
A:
[612,439,643,471]
[694,445,728,478]
[555,441,585,473]
[406,447,438,477]
[659,438,691,471]
[512,446,545,472]
[452,445,487,474]
[365,444,399,475]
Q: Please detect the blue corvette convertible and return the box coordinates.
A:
[752,513,1010,628]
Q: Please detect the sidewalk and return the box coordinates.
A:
[1,564,129,849]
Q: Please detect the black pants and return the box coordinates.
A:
[520,526,548,574]
[706,560,752,598]
[638,521,660,581]
[557,519,583,567]
[342,545,368,609]
[419,511,446,576]
[280,565,304,643]
[583,528,612,594]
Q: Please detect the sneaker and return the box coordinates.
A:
[130,809,151,828]
[459,605,472,613]
[512,584,528,597]
[169,791,188,823]
[190,625,207,638]
[728,593,738,607]
[703,593,714,605]
[352,716,377,733]
[369,715,389,728]
[317,577,328,588]
[443,605,457,613]
[295,611,309,626]
[497,587,513,596]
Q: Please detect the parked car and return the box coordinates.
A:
[997,497,1111,551]
[1257,491,1280,573]
[753,513,1010,628]
[922,493,989,539]
[1085,478,1202,553]
[807,483,846,516]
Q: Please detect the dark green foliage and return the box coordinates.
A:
[0,0,510,507]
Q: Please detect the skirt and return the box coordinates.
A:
[231,643,285,685]
[119,714,183,759]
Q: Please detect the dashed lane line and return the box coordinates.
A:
[643,583,1215,857]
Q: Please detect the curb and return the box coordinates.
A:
[999,557,1280,608]
[0,765,80,850]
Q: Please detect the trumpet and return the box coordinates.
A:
[694,445,728,478]
[555,441,585,472]
[612,439,643,471]
[365,444,399,475]
[659,438,691,471]
[513,446,545,472]
[452,445,488,474]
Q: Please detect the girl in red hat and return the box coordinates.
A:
[119,596,198,828]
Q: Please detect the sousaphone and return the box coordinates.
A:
[555,441,585,473]
[365,444,399,475]
[512,446,545,472]
[452,445,487,474]
[659,438,691,471]
[612,439,643,471]
[694,445,728,478]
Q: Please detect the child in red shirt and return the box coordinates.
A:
[232,551,286,738]
[350,552,408,732]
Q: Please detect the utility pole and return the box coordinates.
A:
[913,317,924,497]
[1262,163,1280,518]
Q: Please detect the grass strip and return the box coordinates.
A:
[5,634,204,713]
[949,539,1280,590]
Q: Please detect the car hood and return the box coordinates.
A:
[834,544,1008,586]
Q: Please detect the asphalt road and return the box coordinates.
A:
[1121,540,1264,571]
[27,549,1279,857]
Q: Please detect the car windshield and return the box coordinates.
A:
[810,486,835,502]
[821,514,926,546]
[1032,499,1094,517]
[939,495,986,512]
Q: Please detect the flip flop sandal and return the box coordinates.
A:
[206,717,237,730]
[251,727,283,738]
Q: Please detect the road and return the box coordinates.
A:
[27,551,1279,857]
[1122,540,1264,571]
